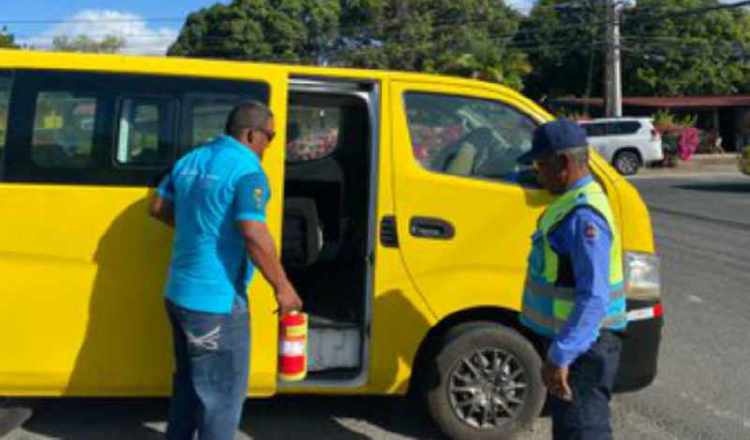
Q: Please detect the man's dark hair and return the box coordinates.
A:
[224,101,273,137]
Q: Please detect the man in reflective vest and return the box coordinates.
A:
[518,119,627,439]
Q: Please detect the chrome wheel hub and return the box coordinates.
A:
[448,348,528,430]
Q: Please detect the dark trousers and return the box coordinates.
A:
[165,299,250,440]
[548,331,622,440]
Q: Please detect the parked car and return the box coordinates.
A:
[739,145,750,175]
[579,117,664,175]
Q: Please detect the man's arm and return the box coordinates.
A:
[546,210,613,368]
[149,174,175,227]
[234,172,302,315]
[238,221,301,315]
[542,209,612,401]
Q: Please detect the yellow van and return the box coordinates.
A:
[0,49,663,439]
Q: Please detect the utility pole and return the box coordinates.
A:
[604,0,623,117]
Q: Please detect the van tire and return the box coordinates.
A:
[613,150,641,175]
[423,322,545,440]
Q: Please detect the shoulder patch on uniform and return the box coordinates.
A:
[253,187,264,208]
[584,221,598,239]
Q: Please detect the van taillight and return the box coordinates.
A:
[651,129,660,141]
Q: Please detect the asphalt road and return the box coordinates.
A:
[5,170,750,440]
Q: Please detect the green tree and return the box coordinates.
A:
[168,0,341,63]
[520,0,750,99]
[52,35,125,53]
[622,0,750,96]
[517,0,607,100]
[0,27,19,49]
[336,0,531,89]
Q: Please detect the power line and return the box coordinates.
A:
[0,17,184,25]
[628,0,750,27]
[7,0,750,54]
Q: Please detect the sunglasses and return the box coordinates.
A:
[532,159,546,171]
[256,128,276,142]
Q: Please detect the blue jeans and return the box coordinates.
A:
[549,331,622,440]
[165,298,250,440]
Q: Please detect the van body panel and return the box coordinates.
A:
[0,185,173,396]
[588,154,656,254]
[388,80,552,320]
[280,77,439,396]
[0,50,287,397]
[0,49,661,400]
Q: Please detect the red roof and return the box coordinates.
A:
[557,96,750,108]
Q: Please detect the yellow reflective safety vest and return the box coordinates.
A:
[520,180,627,338]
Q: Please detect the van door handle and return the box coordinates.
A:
[410,217,455,240]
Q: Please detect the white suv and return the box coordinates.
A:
[578,118,663,175]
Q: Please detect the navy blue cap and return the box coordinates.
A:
[517,118,588,164]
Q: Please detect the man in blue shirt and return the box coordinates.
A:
[149,101,302,440]
[518,119,626,440]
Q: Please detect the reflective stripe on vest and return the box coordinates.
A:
[520,180,628,338]
[524,279,625,302]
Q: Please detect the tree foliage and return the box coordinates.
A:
[335,0,531,89]
[521,0,750,99]
[0,27,19,49]
[622,0,750,96]
[517,0,606,99]
[52,35,126,53]
[169,0,530,89]
[168,0,340,63]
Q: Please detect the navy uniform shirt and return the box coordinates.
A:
[546,175,613,367]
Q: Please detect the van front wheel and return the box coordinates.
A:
[424,322,545,440]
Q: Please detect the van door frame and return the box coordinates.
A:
[280,77,380,389]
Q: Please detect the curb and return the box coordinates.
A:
[684,154,737,166]
[646,154,738,171]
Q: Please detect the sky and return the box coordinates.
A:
[0,0,536,54]
[0,0,738,55]
[1,1,231,54]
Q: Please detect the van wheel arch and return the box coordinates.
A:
[409,309,546,439]
[408,307,542,397]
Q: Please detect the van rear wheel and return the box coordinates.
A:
[424,322,545,440]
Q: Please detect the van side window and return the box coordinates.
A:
[286,104,341,162]
[32,92,98,169]
[116,97,176,167]
[0,72,12,170]
[404,92,536,182]
[5,70,269,185]
[185,93,264,150]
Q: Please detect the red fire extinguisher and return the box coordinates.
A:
[278,311,308,382]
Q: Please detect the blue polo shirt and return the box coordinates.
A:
[156,135,270,314]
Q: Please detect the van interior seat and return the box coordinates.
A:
[284,157,346,262]
[282,197,323,268]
